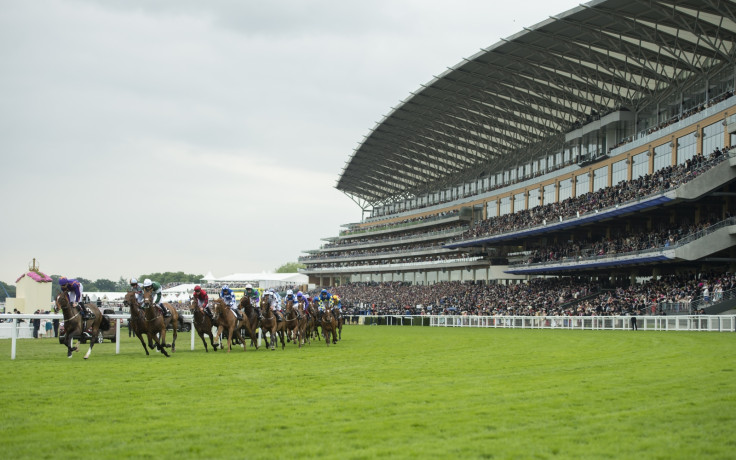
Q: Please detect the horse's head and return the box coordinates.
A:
[56,293,70,312]
[142,286,155,309]
[124,291,139,309]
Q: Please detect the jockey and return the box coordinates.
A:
[245,284,260,306]
[316,288,331,320]
[296,291,309,314]
[220,285,242,320]
[284,289,297,305]
[192,285,210,318]
[261,290,283,322]
[142,279,170,317]
[331,294,342,311]
[129,278,144,305]
[59,277,93,336]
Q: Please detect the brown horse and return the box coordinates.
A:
[141,286,179,357]
[321,307,338,346]
[190,298,218,352]
[307,302,321,342]
[284,299,305,348]
[238,295,260,350]
[259,296,285,350]
[333,307,344,341]
[211,298,248,352]
[124,290,152,355]
[56,293,110,359]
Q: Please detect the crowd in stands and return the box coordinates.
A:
[326,271,733,317]
[455,146,731,243]
[325,223,465,249]
[307,252,483,270]
[340,210,459,236]
[302,242,449,262]
[517,216,731,266]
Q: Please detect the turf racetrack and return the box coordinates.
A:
[1,326,734,459]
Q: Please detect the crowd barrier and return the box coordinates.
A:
[355,314,736,332]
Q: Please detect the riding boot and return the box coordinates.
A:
[276,311,283,322]
[205,307,213,320]
[235,308,243,321]
[160,304,170,317]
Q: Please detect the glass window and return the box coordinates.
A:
[677,132,697,165]
[575,173,590,197]
[653,143,671,173]
[486,200,497,218]
[632,152,648,180]
[611,160,627,186]
[499,197,511,216]
[702,122,724,156]
[558,178,573,201]
[528,188,540,210]
[543,184,556,205]
[514,192,525,212]
[593,166,608,192]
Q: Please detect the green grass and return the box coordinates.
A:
[1,326,734,459]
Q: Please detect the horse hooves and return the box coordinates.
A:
[67,354,73,358]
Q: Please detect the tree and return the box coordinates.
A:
[92,278,117,292]
[0,281,16,302]
[136,272,203,285]
[275,262,305,273]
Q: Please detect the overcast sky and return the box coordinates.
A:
[1,0,578,284]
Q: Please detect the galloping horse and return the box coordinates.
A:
[284,299,304,348]
[141,286,179,357]
[307,302,321,342]
[259,296,285,350]
[190,297,218,352]
[333,307,344,341]
[56,293,110,359]
[125,290,151,355]
[211,299,249,352]
[320,307,338,346]
[238,295,260,350]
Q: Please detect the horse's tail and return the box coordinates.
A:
[100,315,112,331]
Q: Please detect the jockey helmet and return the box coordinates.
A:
[129,278,138,285]
[296,291,303,298]
[286,289,293,295]
[245,284,253,290]
[194,285,201,292]
[59,277,69,286]
[143,279,152,287]
[222,285,229,291]
[321,289,327,294]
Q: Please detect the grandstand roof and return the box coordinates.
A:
[336,0,736,206]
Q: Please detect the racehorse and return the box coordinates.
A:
[141,286,179,357]
[333,307,343,341]
[284,299,304,348]
[238,295,260,350]
[56,292,110,359]
[307,302,321,342]
[259,296,285,350]
[320,307,338,346]
[124,290,151,355]
[190,297,218,352]
[211,298,249,352]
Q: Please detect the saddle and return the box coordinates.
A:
[232,308,243,321]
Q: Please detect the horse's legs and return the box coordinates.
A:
[135,328,149,355]
[65,333,76,358]
[197,328,209,352]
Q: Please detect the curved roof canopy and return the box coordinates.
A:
[336,0,736,206]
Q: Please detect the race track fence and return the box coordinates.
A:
[357,314,736,332]
[0,313,199,360]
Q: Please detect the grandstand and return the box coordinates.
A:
[300,0,736,313]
